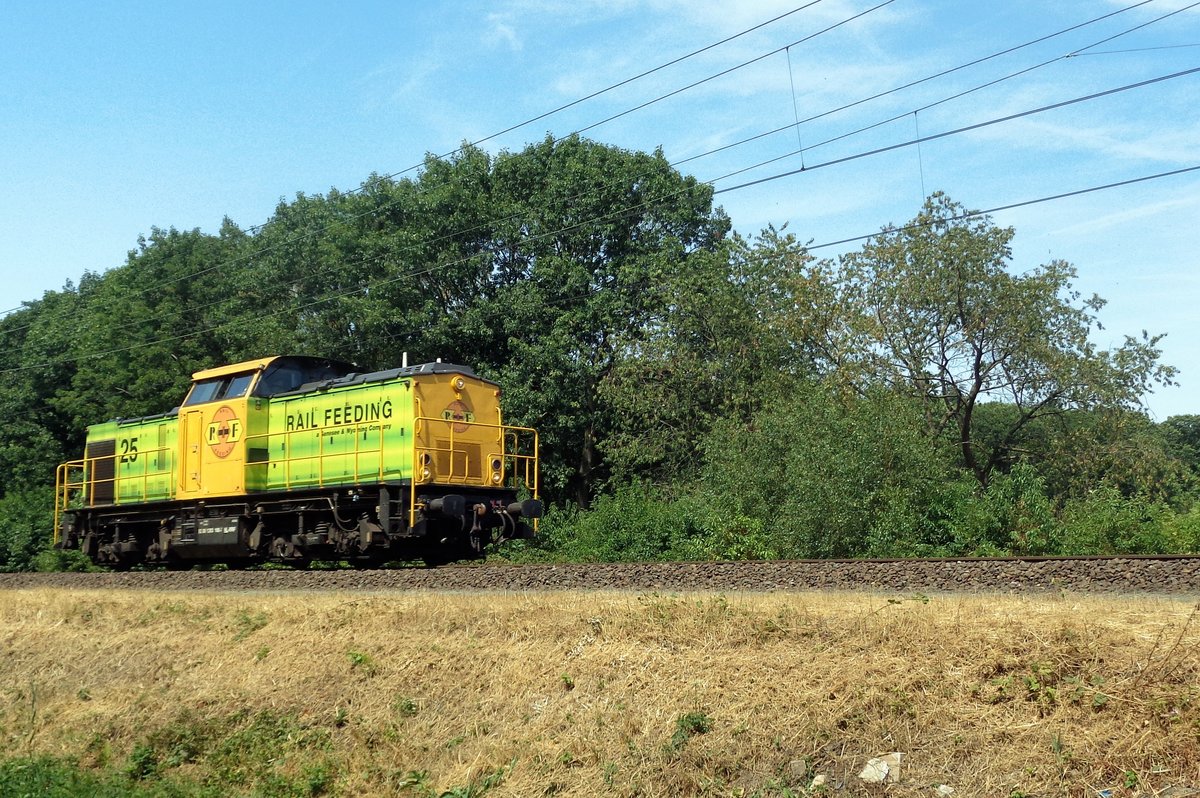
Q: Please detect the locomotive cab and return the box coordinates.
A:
[177,357,357,500]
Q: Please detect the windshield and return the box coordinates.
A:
[184,373,255,406]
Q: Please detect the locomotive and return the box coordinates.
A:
[54,356,541,568]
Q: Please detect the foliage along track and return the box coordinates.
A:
[2,555,1200,594]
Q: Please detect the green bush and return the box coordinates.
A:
[0,486,55,572]
[1058,485,1179,555]
[516,484,714,562]
[933,465,1060,556]
[698,385,955,558]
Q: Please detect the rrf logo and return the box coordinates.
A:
[206,405,243,458]
[442,400,475,434]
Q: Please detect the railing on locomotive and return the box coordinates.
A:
[409,415,539,530]
[53,440,177,544]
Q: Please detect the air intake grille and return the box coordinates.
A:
[435,440,482,482]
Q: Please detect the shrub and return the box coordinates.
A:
[698,385,955,558]
[0,487,55,572]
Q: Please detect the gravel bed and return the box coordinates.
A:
[2,557,1199,594]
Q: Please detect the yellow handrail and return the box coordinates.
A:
[53,459,87,545]
[408,416,539,529]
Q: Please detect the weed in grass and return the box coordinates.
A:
[2,755,225,797]
[232,610,269,642]
[346,650,376,675]
[82,732,111,769]
[257,761,335,798]
[668,710,713,751]
[126,742,159,780]
[394,696,419,718]
[439,759,514,798]
[206,710,330,788]
[559,674,575,691]
[254,645,270,661]
[392,768,430,792]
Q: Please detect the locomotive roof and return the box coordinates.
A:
[191,355,357,381]
[270,360,492,398]
[94,357,490,430]
[192,357,281,381]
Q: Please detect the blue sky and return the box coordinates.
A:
[1,0,1197,417]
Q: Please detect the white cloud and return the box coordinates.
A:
[485,13,523,51]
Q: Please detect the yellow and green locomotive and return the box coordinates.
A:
[54,356,541,568]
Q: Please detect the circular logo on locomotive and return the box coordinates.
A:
[205,405,243,458]
[442,400,475,434]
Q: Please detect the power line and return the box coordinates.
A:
[699,0,1200,186]
[97,0,1194,337]
[569,0,897,138]
[6,0,1157,332]
[674,0,1158,168]
[7,0,1155,340]
[1068,43,1200,56]
[1,4,1190,357]
[804,165,1200,251]
[712,66,1200,195]
[6,66,1195,376]
[0,0,888,335]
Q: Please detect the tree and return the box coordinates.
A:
[600,226,835,484]
[217,135,729,505]
[472,135,730,504]
[1162,415,1200,478]
[835,192,1175,486]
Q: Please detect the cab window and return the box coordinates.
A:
[184,373,255,406]
[254,364,304,397]
[225,374,254,399]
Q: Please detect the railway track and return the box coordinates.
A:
[2,555,1200,594]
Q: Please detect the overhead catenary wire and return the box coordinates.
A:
[5,63,1197,376]
[1,0,1163,331]
[712,65,1200,195]
[805,165,1200,251]
[1,4,1192,356]
[5,0,1171,346]
[5,57,1194,369]
[1068,42,1200,56]
[673,0,1160,168]
[699,0,1200,187]
[0,0,901,334]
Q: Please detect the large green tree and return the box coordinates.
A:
[600,226,834,484]
[834,193,1176,486]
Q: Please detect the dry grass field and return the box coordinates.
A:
[1,588,1197,797]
